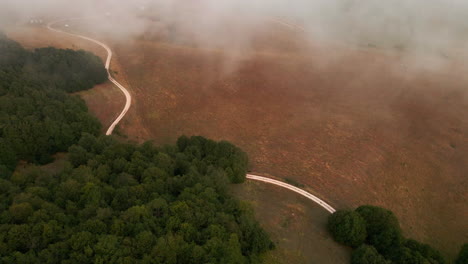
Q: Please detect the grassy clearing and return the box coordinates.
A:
[230,180,350,264]
[8,23,468,260]
[112,27,468,258]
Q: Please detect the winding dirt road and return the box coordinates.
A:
[247,174,336,213]
[47,19,131,136]
[46,19,336,214]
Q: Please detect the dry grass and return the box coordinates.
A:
[76,82,125,132]
[230,180,350,264]
[111,21,468,258]
[7,21,468,260]
[5,25,147,138]
[5,26,107,60]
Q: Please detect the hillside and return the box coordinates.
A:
[108,20,468,257]
[0,34,274,263]
[6,17,467,260]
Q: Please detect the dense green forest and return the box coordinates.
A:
[455,244,468,264]
[327,205,467,264]
[0,32,107,175]
[0,34,273,263]
[0,134,273,263]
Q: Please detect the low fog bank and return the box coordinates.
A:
[2,0,468,65]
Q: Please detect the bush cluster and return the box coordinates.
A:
[328,205,450,264]
[0,134,273,263]
[0,34,106,175]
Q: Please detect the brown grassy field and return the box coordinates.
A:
[230,180,350,264]
[5,23,352,263]
[5,25,148,138]
[107,21,467,258]
[6,19,468,261]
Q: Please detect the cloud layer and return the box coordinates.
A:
[2,0,468,62]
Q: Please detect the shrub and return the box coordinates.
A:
[351,245,390,264]
[355,205,403,255]
[328,210,367,247]
[455,244,468,264]
[403,239,446,264]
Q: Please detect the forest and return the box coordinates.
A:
[327,205,467,264]
[0,32,106,175]
[0,34,273,263]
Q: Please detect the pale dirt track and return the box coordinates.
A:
[47,18,336,214]
[247,174,336,213]
[47,19,131,136]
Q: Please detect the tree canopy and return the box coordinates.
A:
[351,245,390,264]
[0,134,272,263]
[355,205,403,256]
[455,244,468,264]
[327,210,367,247]
[0,34,273,262]
[0,34,105,175]
[328,205,449,264]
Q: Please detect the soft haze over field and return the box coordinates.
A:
[2,0,468,62]
[2,0,468,260]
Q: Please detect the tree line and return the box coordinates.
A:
[0,33,273,263]
[0,134,273,263]
[327,205,467,264]
[0,32,107,176]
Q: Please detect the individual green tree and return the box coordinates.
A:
[0,139,17,172]
[351,245,391,264]
[455,244,468,264]
[176,135,190,152]
[223,234,246,264]
[355,205,403,255]
[393,246,431,264]
[37,241,70,263]
[6,224,31,252]
[154,152,174,174]
[68,145,90,167]
[152,234,188,264]
[11,250,39,263]
[93,235,121,264]
[133,231,154,257]
[328,210,367,247]
[9,202,33,223]
[403,239,446,264]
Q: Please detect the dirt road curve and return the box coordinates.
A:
[47,18,336,214]
[47,19,131,136]
[247,174,336,213]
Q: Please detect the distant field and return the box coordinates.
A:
[7,19,468,260]
[6,23,352,262]
[5,26,107,59]
[108,20,467,258]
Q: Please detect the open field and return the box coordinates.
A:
[107,20,467,258]
[6,18,468,261]
[230,180,350,264]
[5,25,148,138]
[4,26,121,133]
[5,24,352,262]
[5,26,107,59]
[77,82,125,131]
